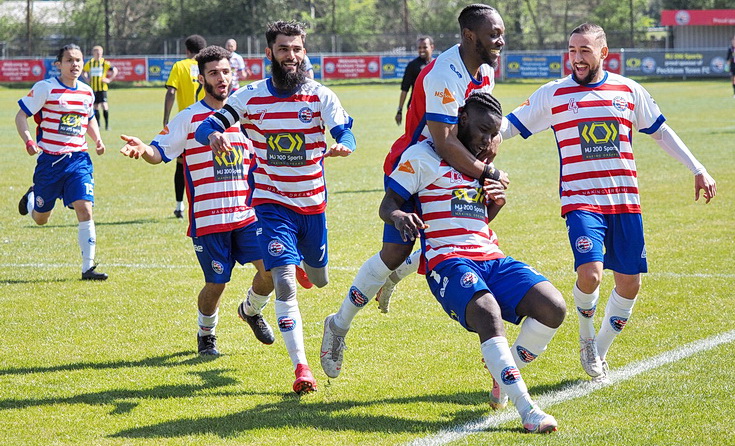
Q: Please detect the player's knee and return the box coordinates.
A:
[380,243,414,270]
[272,266,298,301]
[576,265,602,292]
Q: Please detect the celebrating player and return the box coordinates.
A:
[501,23,717,380]
[381,92,564,433]
[321,3,507,379]
[15,43,108,281]
[120,46,275,356]
[195,21,356,394]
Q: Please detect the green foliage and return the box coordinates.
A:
[1,80,733,445]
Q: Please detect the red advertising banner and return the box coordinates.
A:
[563,52,622,76]
[244,58,264,81]
[107,58,147,82]
[0,59,45,82]
[322,56,380,80]
[661,9,735,26]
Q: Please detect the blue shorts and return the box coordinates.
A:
[32,151,94,212]
[255,203,328,271]
[192,223,263,283]
[382,174,418,245]
[426,256,548,330]
[565,210,648,275]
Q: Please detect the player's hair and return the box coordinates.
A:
[55,43,81,62]
[417,35,434,46]
[185,34,207,55]
[570,23,607,47]
[266,20,307,48]
[458,4,498,32]
[463,91,503,119]
[196,45,231,73]
[92,45,103,52]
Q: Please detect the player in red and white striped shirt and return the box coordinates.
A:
[15,43,108,281]
[120,46,275,357]
[502,23,717,380]
[381,92,564,434]
[196,21,356,395]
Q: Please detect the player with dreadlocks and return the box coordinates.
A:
[379,91,566,434]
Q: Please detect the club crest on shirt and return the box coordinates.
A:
[268,239,285,256]
[460,271,478,288]
[575,236,593,253]
[612,96,628,112]
[298,107,313,123]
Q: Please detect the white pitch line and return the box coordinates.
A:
[405,329,735,446]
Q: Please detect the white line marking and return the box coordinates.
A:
[405,329,735,446]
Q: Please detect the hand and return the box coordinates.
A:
[119,134,146,158]
[497,169,510,189]
[694,172,717,204]
[324,143,352,157]
[391,211,428,242]
[395,110,402,126]
[483,179,506,206]
[102,78,111,84]
[95,140,106,155]
[208,132,232,157]
[25,139,40,156]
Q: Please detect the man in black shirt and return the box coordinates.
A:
[395,36,434,125]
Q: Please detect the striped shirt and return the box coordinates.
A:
[384,44,495,175]
[387,140,504,271]
[82,58,113,92]
[18,77,95,154]
[151,100,255,238]
[205,78,353,215]
[506,72,665,216]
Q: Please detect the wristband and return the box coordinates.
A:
[396,107,402,113]
[25,140,37,149]
[480,163,501,182]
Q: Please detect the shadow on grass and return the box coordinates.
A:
[0,351,193,376]
[0,277,74,284]
[111,390,495,438]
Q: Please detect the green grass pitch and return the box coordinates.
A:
[0,80,733,445]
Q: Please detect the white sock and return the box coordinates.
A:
[243,288,270,316]
[511,317,559,369]
[198,309,218,336]
[481,336,535,417]
[26,190,35,215]
[573,284,599,339]
[275,299,307,367]
[333,253,392,330]
[390,249,421,282]
[175,201,184,212]
[597,288,635,359]
[78,220,96,272]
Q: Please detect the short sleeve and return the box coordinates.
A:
[150,111,190,162]
[18,81,49,116]
[422,70,460,125]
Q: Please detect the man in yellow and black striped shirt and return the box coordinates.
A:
[82,45,118,130]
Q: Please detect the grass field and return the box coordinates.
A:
[1,80,733,446]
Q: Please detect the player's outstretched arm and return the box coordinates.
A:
[119,134,162,164]
[323,143,353,158]
[379,189,428,242]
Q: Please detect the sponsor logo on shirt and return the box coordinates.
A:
[398,160,415,174]
[578,120,620,160]
[159,126,169,135]
[434,88,456,104]
[449,63,463,79]
[266,132,307,166]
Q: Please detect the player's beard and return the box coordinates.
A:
[572,64,600,85]
[271,59,307,92]
[203,78,229,101]
[475,40,499,70]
